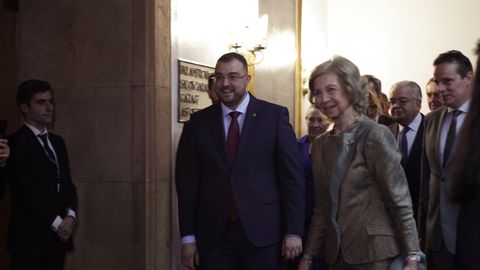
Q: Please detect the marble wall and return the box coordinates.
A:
[256,0,298,122]
[0,0,172,269]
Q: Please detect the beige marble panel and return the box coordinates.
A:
[132,86,146,182]
[75,0,132,88]
[143,180,156,269]
[155,86,172,181]
[18,0,75,88]
[131,182,146,270]
[53,87,96,182]
[256,0,297,125]
[154,0,171,89]
[65,182,133,270]
[145,85,156,184]
[132,0,156,87]
[94,87,132,182]
[154,179,172,268]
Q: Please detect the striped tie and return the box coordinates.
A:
[38,134,58,169]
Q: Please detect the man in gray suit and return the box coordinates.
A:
[421,50,473,270]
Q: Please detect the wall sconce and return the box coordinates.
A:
[228,14,269,65]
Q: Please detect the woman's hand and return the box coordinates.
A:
[404,259,418,270]
[297,256,312,270]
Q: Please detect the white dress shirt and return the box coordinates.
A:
[24,122,77,232]
[397,113,422,157]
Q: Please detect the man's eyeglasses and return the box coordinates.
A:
[213,73,248,83]
[388,97,416,106]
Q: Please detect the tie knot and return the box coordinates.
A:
[38,133,48,143]
[403,126,410,134]
[229,111,240,120]
[451,110,461,118]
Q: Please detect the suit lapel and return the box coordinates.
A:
[20,125,58,172]
[231,95,260,170]
[20,125,44,155]
[406,115,424,168]
[209,104,229,168]
[435,108,448,169]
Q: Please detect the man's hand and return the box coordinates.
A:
[282,234,302,259]
[57,216,76,242]
[0,139,10,167]
[181,243,199,270]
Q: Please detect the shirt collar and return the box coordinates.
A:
[447,99,470,114]
[400,113,422,133]
[221,92,250,118]
[24,122,48,136]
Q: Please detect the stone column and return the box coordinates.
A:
[11,0,173,269]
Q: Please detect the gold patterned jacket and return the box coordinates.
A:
[305,115,419,265]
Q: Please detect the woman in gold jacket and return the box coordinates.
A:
[299,56,420,270]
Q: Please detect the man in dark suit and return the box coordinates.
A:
[421,50,473,270]
[0,138,10,199]
[389,81,424,222]
[7,79,78,270]
[176,53,305,270]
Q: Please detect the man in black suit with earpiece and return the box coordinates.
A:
[7,79,78,270]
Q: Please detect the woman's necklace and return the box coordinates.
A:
[332,113,360,135]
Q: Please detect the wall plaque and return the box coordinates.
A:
[178,59,214,122]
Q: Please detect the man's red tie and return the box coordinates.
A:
[227,111,240,163]
[226,111,240,220]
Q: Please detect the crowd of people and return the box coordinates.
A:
[1,42,480,270]
[175,42,480,270]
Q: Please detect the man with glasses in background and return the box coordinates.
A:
[176,52,305,270]
[389,81,425,244]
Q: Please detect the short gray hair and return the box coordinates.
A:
[390,80,422,100]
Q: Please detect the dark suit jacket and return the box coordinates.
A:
[7,124,78,255]
[395,115,425,222]
[0,167,6,200]
[378,115,395,126]
[175,95,305,247]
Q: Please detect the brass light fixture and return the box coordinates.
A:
[228,14,269,65]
